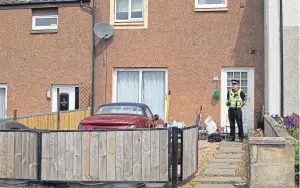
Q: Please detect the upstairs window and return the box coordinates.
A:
[196,0,227,8]
[115,0,144,22]
[32,8,58,30]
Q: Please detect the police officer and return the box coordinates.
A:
[226,79,246,142]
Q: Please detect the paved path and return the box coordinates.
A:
[193,141,246,188]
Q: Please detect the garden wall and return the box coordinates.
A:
[248,115,297,188]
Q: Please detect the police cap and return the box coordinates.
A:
[231,79,239,84]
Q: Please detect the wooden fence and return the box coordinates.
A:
[181,127,198,181]
[0,131,38,180]
[40,129,170,182]
[13,109,90,130]
[0,127,199,186]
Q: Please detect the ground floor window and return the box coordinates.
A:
[51,84,79,112]
[0,84,7,118]
[113,68,168,120]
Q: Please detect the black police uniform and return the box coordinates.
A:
[226,80,246,141]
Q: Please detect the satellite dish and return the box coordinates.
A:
[93,23,115,39]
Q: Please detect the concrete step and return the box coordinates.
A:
[194,176,242,184]
[194,184,236,188]
[214,153,242,159]
[207,163,239,169]
[203,168,236,176]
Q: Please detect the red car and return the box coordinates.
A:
[78,102,165,130]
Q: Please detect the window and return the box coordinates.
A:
[145,107,153,118]
[32,8,58,30]
[0,84,7,119]
[113,69,167,120]
[115,0,143,22]
[195,0,227,9]
[110,0,148,29]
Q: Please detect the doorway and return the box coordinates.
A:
[221,67,254,134]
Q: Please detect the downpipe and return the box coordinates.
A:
[80,0,96,115]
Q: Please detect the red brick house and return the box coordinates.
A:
[0,0,264,132]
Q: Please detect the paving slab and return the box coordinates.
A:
[209,158,241,164]
[194,184,236,188]
[207,163,239,169]
[194,176,242,183]
[221,141,244,145]
[218,147,243,154]
[214,153,242,159]
[204,168,236,176]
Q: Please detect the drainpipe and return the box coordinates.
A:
[279,0,284,117]
[80,0,96,115]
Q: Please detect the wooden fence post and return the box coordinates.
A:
[57,88,60,130]
[13,110,17,121]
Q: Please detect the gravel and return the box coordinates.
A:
[181,141,221,188]
[235,141,248,184]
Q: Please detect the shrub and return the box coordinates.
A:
[272,112,299,186]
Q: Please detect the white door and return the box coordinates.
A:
[0,84,7,119]
[52,85,79,112]
[113,69,168,120]
[221,68,254,134]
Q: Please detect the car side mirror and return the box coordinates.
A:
[153,114,159,121]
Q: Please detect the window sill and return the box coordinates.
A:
[112,21,147,29]
[194,8,228,12]
[30,29,58,34]
[113,21,144,26]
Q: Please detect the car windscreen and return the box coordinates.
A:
[95,105,144,116]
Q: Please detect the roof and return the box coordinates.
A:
[0,0,79,6]
[99,102,150,109]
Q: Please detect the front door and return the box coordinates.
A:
[114,69,168,120]
[52,85,79,112]
[0,85,7,119]
[221,68,254,134]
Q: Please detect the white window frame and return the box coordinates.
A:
[112,68,168,119]
[114,0,144,22]
[195,0,227,8]
[32,15,58,30]
[0,84,7,118]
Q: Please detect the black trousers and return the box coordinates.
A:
[228,107,244,139]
